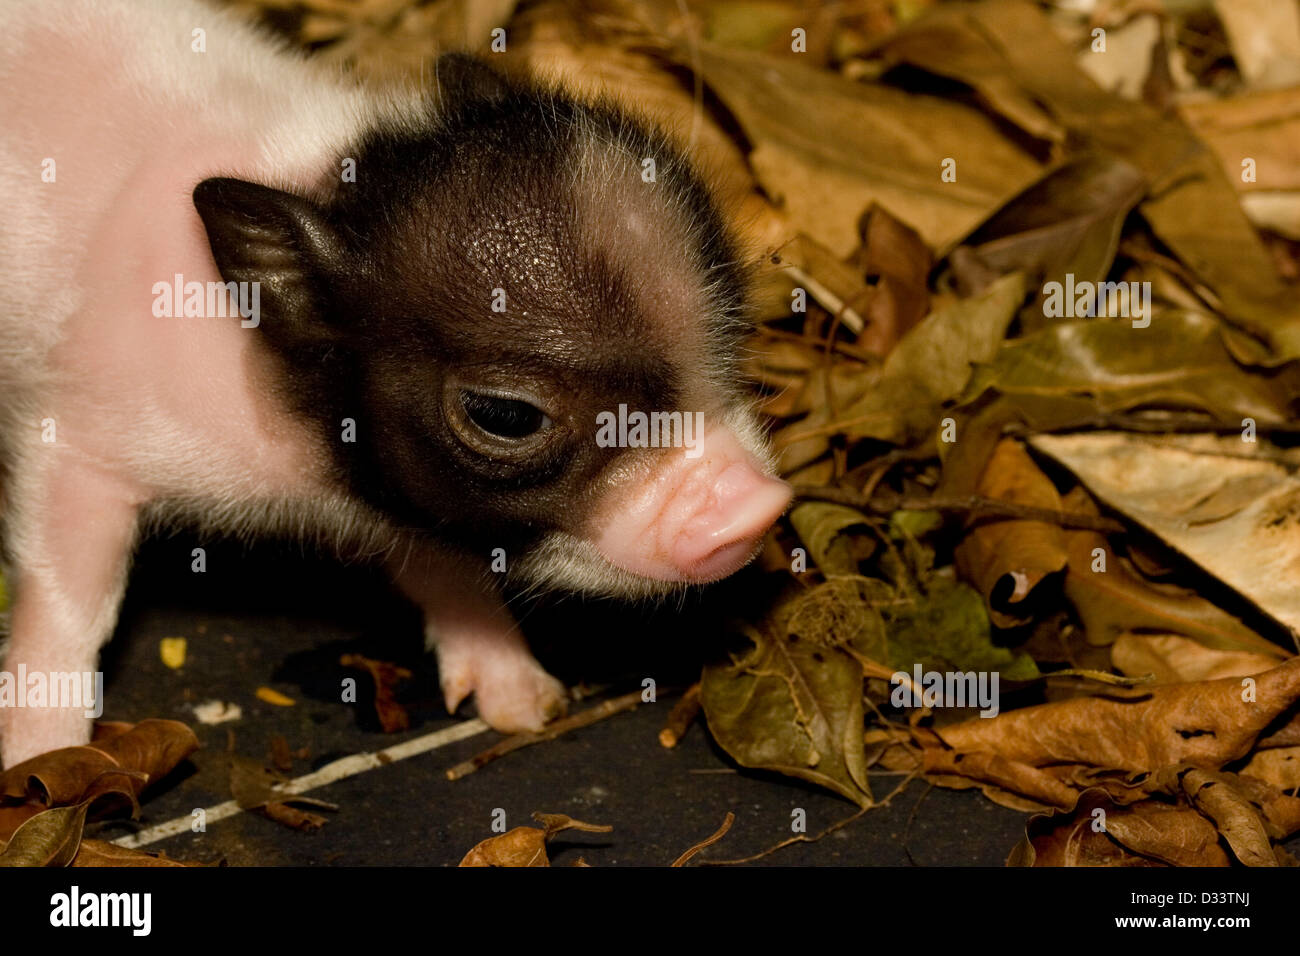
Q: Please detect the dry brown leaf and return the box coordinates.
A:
[1240,746,1300,790]
[878,0,1300,353]
[937,656,1300,773]
[458,813,612,867]
[1112,632,1287,685]
[228,754,337,831]
[850,206,933,356]
[0,719,199,817]
[1058,488,1287,659]
[1038,433,1300,638]
[70,839,210,867]
[1009,790,1231,867]
[340,653,412,733]
[459,826,552,867]
[260,802,330,832]
[1233,774,1300,839]
[1179,768,1276,866]
[689,43,1043,258]
[922,748,1078,811]
[953,439,1068,628]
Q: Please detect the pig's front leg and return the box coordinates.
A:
[386,545,567,733]
[0,461,140,768]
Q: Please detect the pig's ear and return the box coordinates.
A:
[193,177,348,345]
[433,53,510,104]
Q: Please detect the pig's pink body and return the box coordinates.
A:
[1,0,360,508]
[0,0,790,767]
[0,0,545,765]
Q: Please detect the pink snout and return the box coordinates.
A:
[670,461,792,580]
[592,436,792,584]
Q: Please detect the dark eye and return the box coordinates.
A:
[459,390,552,439]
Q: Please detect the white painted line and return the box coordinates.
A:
[113,718,492,849]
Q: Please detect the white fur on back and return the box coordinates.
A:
[0,0,425,557]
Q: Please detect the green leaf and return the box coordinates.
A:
[884,578,1040,681]
[702,616,872,807]
[889,509,944,538]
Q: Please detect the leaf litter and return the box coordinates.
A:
[27,0,1298,865]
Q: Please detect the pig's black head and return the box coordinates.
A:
[194,54,784,596]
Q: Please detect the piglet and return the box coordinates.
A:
[0,0,791,767]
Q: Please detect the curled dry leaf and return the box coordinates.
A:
[1232,774,1300,839]
[921,748,1079,813]
[531,812,614,838]
[788,501,875,576]
[458,812,612,867]
[850,205,933,356]
[459,827,552,867]
[670,812,735,867]
[340,653,413,733]
[953,438,1068,628]
[0,719,199,817]
[1178,769,1275,867]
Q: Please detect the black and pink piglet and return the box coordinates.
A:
[0,0,790,766]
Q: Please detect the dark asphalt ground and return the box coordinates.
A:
[75,532,1277,868]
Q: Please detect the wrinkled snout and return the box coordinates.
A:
[593,429,792,584]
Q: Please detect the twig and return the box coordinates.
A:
[792,486,1127,534]
[670,812,735,867]
[658,683,702,749]
[445,691,643,781]
[1044,668,1155,687]
[701,805,869,865]
[902,781,935,867]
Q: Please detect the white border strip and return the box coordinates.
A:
[113,718,491,849]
